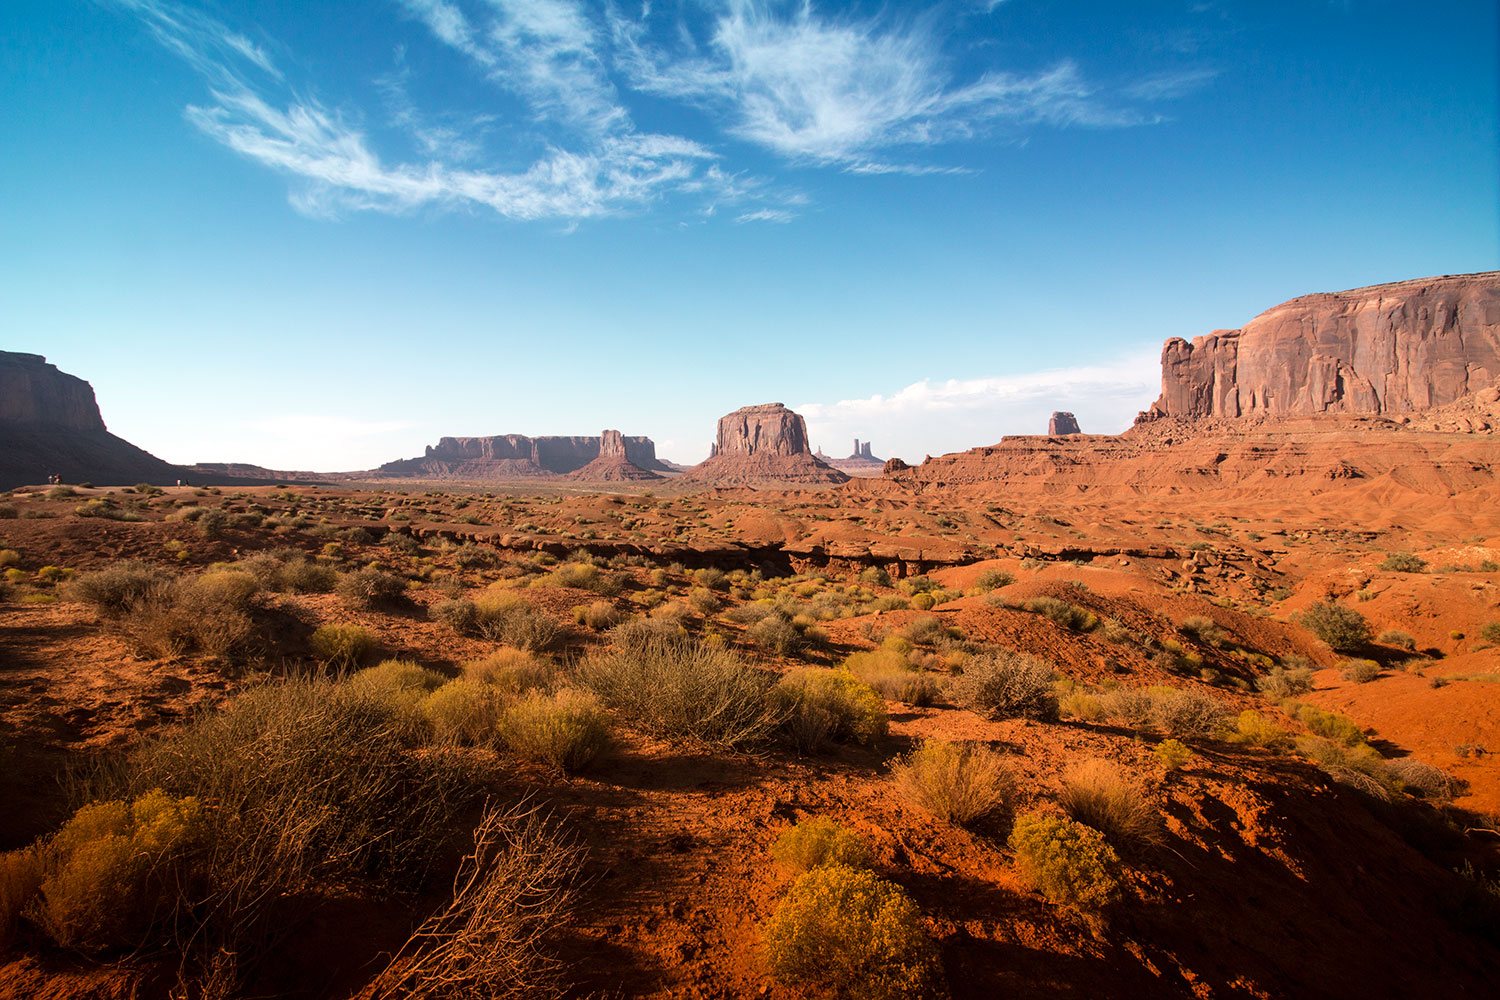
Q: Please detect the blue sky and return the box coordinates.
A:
[3,0,1496,470]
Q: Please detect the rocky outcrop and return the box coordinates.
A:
[1142,272,1500,421]
[1048,412,1082,436]
[568,430,664,481]
[682,404,849,487]
[0,352,189,489]
[380,432,671,479]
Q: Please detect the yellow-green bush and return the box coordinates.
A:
[1008,811,1122,910]
[420,680,505,746]
[1026,596,1097,632]
[349,659,447,711]
[1154,738,1191,770]
[763,865,946,1000]
[773,669,888,752]
[1285,702,1367,746]
[462,648,554,696]
[772,817,872,874]
[1228,709,1292,749]
[844,647,939,707]
[498,688,610,773]
[27,789,203,951]
[473,591,561,651]
[891,739,1012,825]
[309,623,376,669]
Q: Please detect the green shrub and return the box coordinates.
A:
[973,568,1014,592]
[1299,601,1371,652]
[772,669,888,752]
[909,592,936,612]
[26,789,204,951]
[1480,622,1500,644]
[431,597,479,634]
[1153,739,1192,770]
[1179,615,1227,647]
[1256,665,1315,698]
[1058,760,1158,847]
[1026,596,1097,632]
[420,680,505,746]
[498,689,610,773]
[1379,551,1428,573]
[336,567,407,609]
[309,623,376,669]
[844,647,939,707]
[891,740,1012,824]
[578,600,624,631]
[1296,736,1398,799]
[577,637,774,750]
[1227,709,1293,749]
[543,562,619,595]
[1285,702,1366,746]
[1009,812,1123,910]
[772,817,872,874]
[763,866,946,1000]
[349,659,447,713]
[64,561,170,614]
[1377,629,1417,651]
[747,613,804,655]
[473,592,561,651]
[901,615,952,647]
[948,650,1058,721]
[1340,659,1380,683]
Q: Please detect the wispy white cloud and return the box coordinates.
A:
[798,348,1161,461]
[615,2,1147,165]
[1122,67,1218,101]
[735,207,795,223]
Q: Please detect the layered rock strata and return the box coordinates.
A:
[682,404,849,486]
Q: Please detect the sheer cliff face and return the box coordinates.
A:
[710,403,812,458]
[1144,273,1500,420]
[418,433,664,474]
[0,352,107,430]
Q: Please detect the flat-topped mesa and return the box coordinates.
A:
[684,403,849,486]
[1141,271,1500,422]
[387,432,670,478]
[1048,412,1082,436]
[0,351,106,431]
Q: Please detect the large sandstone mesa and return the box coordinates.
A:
[682,404,849,486]
[381,431,671,479]
[1142,272,1500,421]
[0,351,186,488]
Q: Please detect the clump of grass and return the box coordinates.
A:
[350,659,447,714]
[63,560,170,613]
[1340,659,1380,683]
[1227,709,1293,749]
[772,669,888,752]
[949,650,1058,721]
[1009,811,1123,910]
[891,739,1013,824]
[473,592,562,651]
[1296,736,1397,799]
[772,817,872,874]
[1378,629,1417,651]
[336,567,407,609]
[1284,702,1367,746]
[1026,596,1097,632]
[309,623,377,669]
[747,613,805,656]
[1058,760,1158,848]
[462,649,554,696]
[973,568,1014,592]
[762,866,946,1000]
[1179,615,1227,647]
[1299,601,1371,652]
[419,680,506,746]
[843,646,940,707]
[542,562,619,595]
[498,689,610,774]
[1256,665,1315,698]
[576,600,624,631]
[1154,739,1191,770]
[577,637,774,750]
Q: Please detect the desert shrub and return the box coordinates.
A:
[772,817,872,874]
[543,562,619,595]
[1385,758,1461,802]
[859,566,892,587]
[498,689,610,773]
[1026,596,1097,632]
[692,567,728,591]
[431,597,480,635]
[973,568,1014,592]
[747,613,804,656]
[1299,601,1371,652]
[577,638,774,750]
[609,617,689,652]
[336,567,407,609]
[1256,665,1315,698]
[1179,615,1227,647]
[844,647,939,707]
[1146,687,1228,737]
[763,865,945,1000]
[349,659,447,713]
[384,532,421,555]
[473,592,561,652]
[575,600,623,632]
[1286,702,1366,746]
[1154,739,1192,770]
[195,509,232,539]
[369,802,580,1000]
[22,789,204,951]
[1480,622,1500,644]
[1058,761,1158,847]
[1340,659,1381,683]
[452,542,495,569]
[773,670,888,752]
[0,848,44,947]
[277,557,337,593]
[948,650,1058,721]
[1379,551,1428,573]
[1009,812,1122,910]
[901,615,952,648]
[1057,686,1103,721]
[1296,737,1397,799]
[1228,709,1293,749]
[909,592,937,611]
[308,623,376,669]
[687,587,722,615]
[724,602,776,625]
[420,680,506,746]
[462,648,554,696]
[1377,629,1417,651]
[891,740,1012,824]
[64,561,170,614]
[0,504,17,519]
